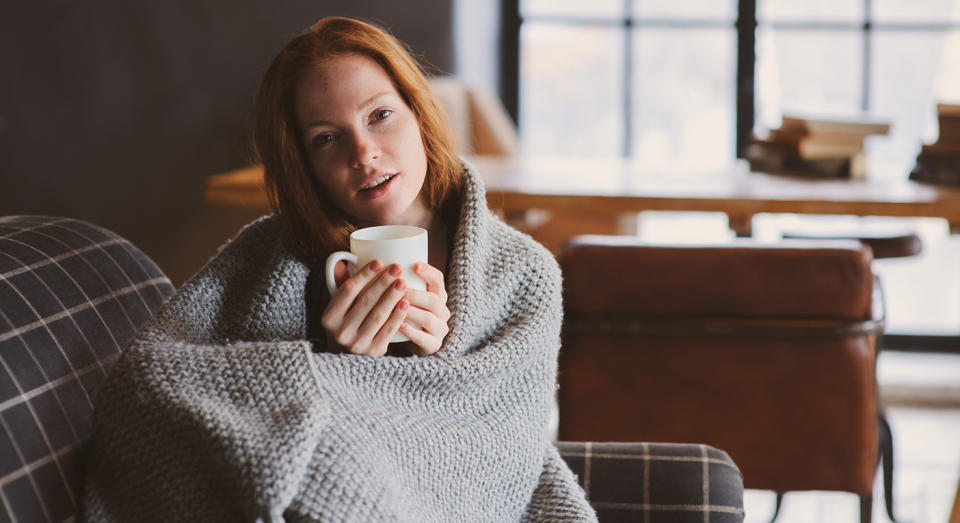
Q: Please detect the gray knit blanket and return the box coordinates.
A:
[81,162,596,522]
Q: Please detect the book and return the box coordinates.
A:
[797,156,854,178]
[745,128,866,178]
[765,127,808,144]
[746,135,858,178]
[745,140,793,172]
[781,113,891,136]
[749,113,887,178]
[921,142,960,156]
[749,133,799,153]
[937,105,960,143]
[939,131,960,144]
[910,159,960,185]
[910,144,960,185]
[937,125,960,143]
[761,128,865,150]
[798,131,866,146]
[849,150,867,180]
[798,139,863,159]
[908,103,960,184]
[937,103,960,117]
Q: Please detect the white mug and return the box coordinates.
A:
[325,225,428,343]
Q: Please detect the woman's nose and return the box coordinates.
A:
[351,132,381,168]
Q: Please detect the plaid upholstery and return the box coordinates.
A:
[557,441,745,523]
[0,216,174,523]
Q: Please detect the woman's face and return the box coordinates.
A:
[295,54,430,227]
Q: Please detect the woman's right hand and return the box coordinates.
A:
[321,260,410,357]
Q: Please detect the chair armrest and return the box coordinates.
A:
[556,441,745,523]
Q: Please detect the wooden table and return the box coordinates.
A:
[206,156,960,348]
[205,155,960,235]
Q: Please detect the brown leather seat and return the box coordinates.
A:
[557,235,884,521]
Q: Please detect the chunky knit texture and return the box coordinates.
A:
[80,162,596,522]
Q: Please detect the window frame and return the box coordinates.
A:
[500,0,960,161]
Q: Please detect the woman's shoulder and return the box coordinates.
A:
[481,215,561,285]
[202,215,283,263]
[186,214,299,285]
[457,159,558,274]
[222,214,281,248]
[490,216,551,257]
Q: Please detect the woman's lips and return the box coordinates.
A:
[358,172,398,198]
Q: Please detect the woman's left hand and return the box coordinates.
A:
[399,262,451,355]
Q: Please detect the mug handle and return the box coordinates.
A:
[325,251,359,296]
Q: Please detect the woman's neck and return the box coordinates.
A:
[382,195,433,230]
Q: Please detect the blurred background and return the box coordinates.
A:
[518,0,960,178]
[0,0,458,285]
[5,0,960,284]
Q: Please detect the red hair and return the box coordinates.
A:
[253,17,462,266]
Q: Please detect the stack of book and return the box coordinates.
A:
[746,113,891,179]
[910,103,960,185]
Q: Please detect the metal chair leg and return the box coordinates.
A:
[769,492,784,523]
[861,495,873,523]
[873,275,898,522]
[878,413,897,522]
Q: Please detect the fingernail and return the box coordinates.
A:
[398,299,409,310]
[389,264,402,276]
[394,279,406,291]
[370,260,382,272]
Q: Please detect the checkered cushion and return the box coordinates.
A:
[0,215,174,523]
[557,441,745,522]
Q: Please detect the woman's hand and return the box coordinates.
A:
[398,262,451,356]
[321,260,410,357]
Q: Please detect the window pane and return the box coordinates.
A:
[873,0,960,23]
[870,30,956,179]
[758,0,863,23]
[755,28,863,123]
[520,24,625,156]
[936,31,960,102]
[521,0,625,19]
[632,0,737,22]
[632,28,737,170]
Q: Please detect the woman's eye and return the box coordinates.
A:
[312,134,335,147]
[372,109,393,122]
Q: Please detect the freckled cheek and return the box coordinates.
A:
[401,128,428,168]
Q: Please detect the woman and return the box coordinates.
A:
[257,16,462,359]
[82,17,595,522]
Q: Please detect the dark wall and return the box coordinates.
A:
[1,1,453,284]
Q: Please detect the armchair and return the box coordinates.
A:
[557,234,884,522]
[0,215,175,522]
[1,216,744,522]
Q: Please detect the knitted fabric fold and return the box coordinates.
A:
[81,162,596,522]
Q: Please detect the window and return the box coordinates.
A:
[508,0,960,179]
